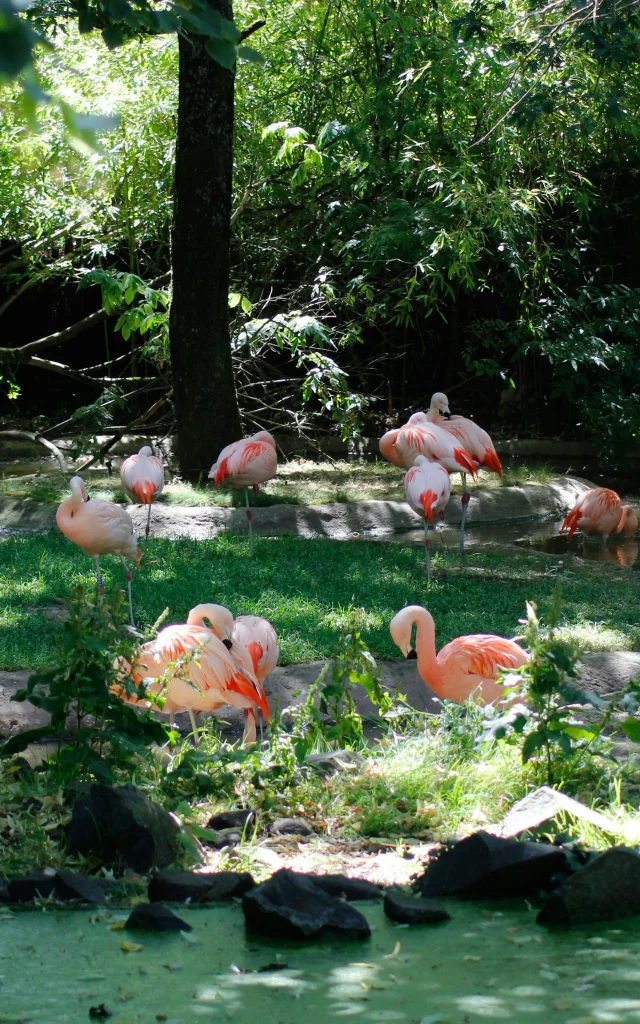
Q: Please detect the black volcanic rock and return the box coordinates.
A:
[149,870,255,903]
[538,848,640,926]
[126,903,191,932]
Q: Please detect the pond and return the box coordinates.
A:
[3,900,640,1022]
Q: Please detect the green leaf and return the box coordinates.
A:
[101,23,126,49]
[621,717,640,743]
[237,45,264,63]
[522,729,547,763]
[205,36,236,69]
[0,725,58,757]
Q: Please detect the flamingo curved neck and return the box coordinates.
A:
[413,609,441,690]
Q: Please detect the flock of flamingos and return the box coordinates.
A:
[53,391,638,745]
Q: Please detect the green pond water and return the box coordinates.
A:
[2,901,640,1023]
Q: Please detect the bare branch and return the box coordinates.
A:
[75,390,173,472]
[0,430,68,474]
[239,19,266,41]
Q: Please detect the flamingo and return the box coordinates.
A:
[561,487,638,540]
[120,445,164,539]
[123,604,270,745]
[423,393,502,554]
[56,476,141,627]
[390,604,528,704]
[404,456,451,580]
[232,614,280,683]
[389,420,476,476]
[209,431,277,556]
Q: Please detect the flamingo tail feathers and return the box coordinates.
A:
[419,489,436,524]
[227,672,271,720]
[246,640,264,676]
[454,447,477,477]
[214,457,230,487]
[482,448,503,477]
[561,505,581,538]
[132,480,156,503]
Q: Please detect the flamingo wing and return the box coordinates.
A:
[439,634,528,681]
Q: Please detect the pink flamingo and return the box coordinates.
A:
[120,445,164,539]
[381,420,476,476]
[209,431,277,556]
[123,604,270,745]
[232,614,280,683]
[561,487,638,540]
[423,393,502,553]
[390,604,528,704]
[56,476,141,626]
[404,456,451,580]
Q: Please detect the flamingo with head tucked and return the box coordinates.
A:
[423,392,502,553]
[123,603,270,745]
[209,431,277,556]
[390,604,528,704]
[56,476,141,626]
[561,487,638,540]
[404,456,451,580]
[120,445,164,539]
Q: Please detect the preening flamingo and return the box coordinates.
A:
[392,420,476,476]
[125,604,270,745]
[209,431,277,556]
[232,614,280,684]
[390,605,528,704]
[120,445,164,539]
[424,392,502,554]
[561,487,638,539]
[56,476,141,626]
[404,456,451,580]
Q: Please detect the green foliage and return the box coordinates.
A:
[290,612,394,762]
[0,585,168,780]
[483,590,640,786]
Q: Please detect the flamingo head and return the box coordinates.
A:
[407,411,430,427]
[390,605,422,658]
[253,430,276,448]
[138,445,153,458]
[187,603,234,644]
[430,392,451,418]
[69,475,89,502]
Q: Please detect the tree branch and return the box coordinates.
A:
[0,430,68,474]
[239,19,266,40]
[75,390,173,473]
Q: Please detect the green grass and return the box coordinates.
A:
[1,532,638,670]
[0,458,561,507]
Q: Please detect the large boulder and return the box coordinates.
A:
[125,903,191,932]
[416,831,569,899]
[148,870,255,903]
[537,848,640,926]
[384,890,451,925]
[67,784,179,872]
[5,868,108,904]
[242,869,371,940]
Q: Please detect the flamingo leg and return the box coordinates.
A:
[459,472,470,555]
[242,708,257,744]
[187,708,199,747]
[245,487,254,558]
[145,501,152,541]
[119,555,135,628]
[94,556,104,599]
[423,518,431,582]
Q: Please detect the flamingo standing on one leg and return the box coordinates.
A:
[56,476,141,627]
[209,431,277,556]
[561,487,636,540]
[120,445,165,540]
[422,392,502,554]
[120,605,270,745]
[390,604,528,704]
[404,456,451,581]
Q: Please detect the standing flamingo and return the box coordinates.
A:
[120,445,165,539]
[392,420,476,476]
[125,604,270,745]
[390,605,528,704]
[56,476,141,626]
[423,393,502,554]
[404,456,451,580]
[561,487,638,540]
[209,431,277,556]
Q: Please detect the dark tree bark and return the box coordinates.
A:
[169,0,242,481]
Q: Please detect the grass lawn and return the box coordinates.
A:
[1,532,638,670]
[0,458,560,507]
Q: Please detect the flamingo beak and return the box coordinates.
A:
[406,649,418,660]
[222,638,233,650]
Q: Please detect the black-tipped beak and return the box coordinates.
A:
[443,411,451,419]
[406,649,418,660]
[222,638,233,650]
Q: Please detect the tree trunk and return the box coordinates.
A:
[169,0,242,481]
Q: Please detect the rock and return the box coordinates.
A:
[269,817,314,837]
[206,809,256,831]
[242,869,371,940]
[305,750,365,772]
[495,786,623,839]
[384,890,451,925]
[537,848,640,926]
[207,827,243,849]
[306,874,382,901]
[125,903,191,932]
[6,868,107,904]
[416,831,570,900]
[148,870,256,903]
[67,784,180,872]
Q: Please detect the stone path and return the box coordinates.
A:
[2,650,639,742]
[0,476,591,541]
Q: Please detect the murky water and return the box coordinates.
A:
[2,900,640,1022]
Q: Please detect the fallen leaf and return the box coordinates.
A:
[109,922,126,931]
[120,941,143,953]
[463,955,482,962]
[383,941,402,959]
